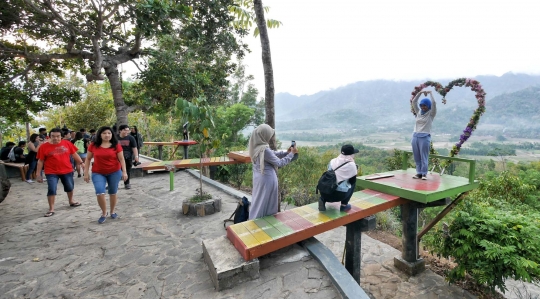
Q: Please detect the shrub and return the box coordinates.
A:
[429,200,540,293]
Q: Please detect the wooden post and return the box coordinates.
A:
[158,145,163,160]
[345,220,362,284]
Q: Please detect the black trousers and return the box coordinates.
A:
[124,158,132,185]
[321,182,356,205]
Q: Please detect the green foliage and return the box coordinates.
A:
[423,171,540,293]
[430,201,540,293]
[229,0,282,37]
[63,83,116,131]
[132,0,247,112]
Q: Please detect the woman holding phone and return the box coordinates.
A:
[248,124,297,220]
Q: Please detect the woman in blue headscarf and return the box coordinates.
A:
[411,91,437,180]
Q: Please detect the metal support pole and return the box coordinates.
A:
[345,220,362,284]
[165,165,175,191]
[401,202,419,262]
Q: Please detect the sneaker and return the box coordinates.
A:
[318,197,326,211]
[421,176,427,180]
[26,179,34,184]
[98,214,107,224]
[412,174,422,179]
[77,174,81,178]
[110,213,118,219]
[340,204,352,212]
[125,184,131,189]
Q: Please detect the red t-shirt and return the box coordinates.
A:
[37,140,78,175]
[88,143,123,174]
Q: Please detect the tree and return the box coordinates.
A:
[176,97,218,199]
[230,0,280,149]
[129,0,247,113]
[63,82,116,130]
[0,0,191,125]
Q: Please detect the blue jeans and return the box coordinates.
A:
[26,159,37,180]
[92,170,122,195]
[45,173,75,196]
[412,134,431,175]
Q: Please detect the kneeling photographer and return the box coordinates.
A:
[117,125,139,189]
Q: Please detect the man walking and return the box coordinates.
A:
[36,128,83,217]
[117,125,139,189]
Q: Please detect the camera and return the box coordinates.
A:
[291,140,296,148]
[133,161,141,166]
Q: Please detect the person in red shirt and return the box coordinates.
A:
[84,126,128,224]
[36,128,83,217]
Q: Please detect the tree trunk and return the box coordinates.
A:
[104,63,128,126]
[25,122,30,141]
[253,0,276,150]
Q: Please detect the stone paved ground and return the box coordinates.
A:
[0,168,532,299]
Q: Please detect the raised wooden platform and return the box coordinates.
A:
[0,161,29,181]
[138,156,242,171]
[227,189,408,261]
[357,168,479,204]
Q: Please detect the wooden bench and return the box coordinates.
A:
[138,151,251,171]
[143,140,198,160]
[0,161,29,181]
[226,189,408,261]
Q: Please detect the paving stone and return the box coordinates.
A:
[0,169,524,299]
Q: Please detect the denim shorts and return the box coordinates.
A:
[78,153,87,159]
[92,169,122,195]
[45,173,75,196]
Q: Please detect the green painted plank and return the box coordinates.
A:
[261,215,294,236]
[306,202,348,219]
[253,218,284,240]
[364,196,387,205]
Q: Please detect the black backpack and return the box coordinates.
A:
[224,196,251,228]
[316,162,350,195]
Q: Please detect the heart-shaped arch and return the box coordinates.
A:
[410,78,486,167]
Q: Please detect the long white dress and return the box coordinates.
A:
[249,148,294,220]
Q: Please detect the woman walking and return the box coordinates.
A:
[248,124,297,220]
[84,126,128,224]
[25,133,43,183]
[72,132,86,177]
[411,91,437,180]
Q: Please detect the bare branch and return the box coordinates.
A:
[0,61,36,86]
[131,59,143,72]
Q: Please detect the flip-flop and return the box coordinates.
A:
[69,202,82,207]
[44,211,55,217]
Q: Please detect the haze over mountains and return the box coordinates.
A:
[275,73,540,138]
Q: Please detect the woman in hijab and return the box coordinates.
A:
[318,144,359,212]
[248,124,298,219]
[411,91,437,180]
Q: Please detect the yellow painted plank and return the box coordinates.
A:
[300,206,332,223]
[179,159,191,165]
[351,200,376,210]
[242,221,273,245]
[229,223,260,249]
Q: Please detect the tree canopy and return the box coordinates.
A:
[0,0,191,125]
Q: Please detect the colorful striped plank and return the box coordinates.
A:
[226,189,408,261]
[138,156,245,170]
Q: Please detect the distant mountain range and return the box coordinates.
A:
[275,72,540,137]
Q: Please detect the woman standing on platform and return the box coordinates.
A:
[411,91,437,180]
[84,126,128,224]
[248,124,297,220]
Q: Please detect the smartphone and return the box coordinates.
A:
[291,140,296,148]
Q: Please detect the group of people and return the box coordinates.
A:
[247,91,436,219]
[3,91,437,224]
[1,125,144,223]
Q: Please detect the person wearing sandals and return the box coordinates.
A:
[318,144,359,212]
[84,126,128,224]
[411,91,437,180]
[36,128,83,217]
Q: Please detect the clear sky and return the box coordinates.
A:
[241,0,540,96]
